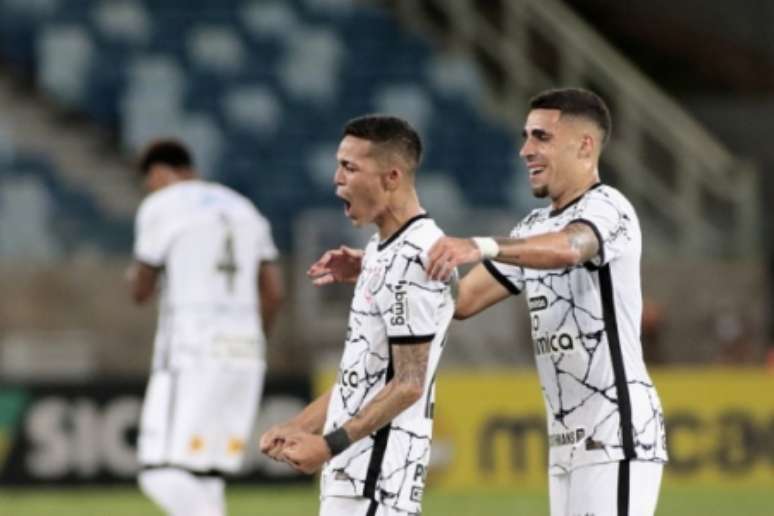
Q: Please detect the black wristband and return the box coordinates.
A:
[323,427,351,457]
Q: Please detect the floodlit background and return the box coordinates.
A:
[0,0,772,514]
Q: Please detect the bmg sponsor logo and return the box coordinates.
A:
[391,280,409,326]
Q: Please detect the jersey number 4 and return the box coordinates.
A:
[216,231,239,293]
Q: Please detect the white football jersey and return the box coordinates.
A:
[133,180,278,370]
[486,184,668,474]
[320,214,455,514]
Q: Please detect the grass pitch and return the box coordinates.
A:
[0,485,771,515]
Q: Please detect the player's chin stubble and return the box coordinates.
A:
[531,185,549,198]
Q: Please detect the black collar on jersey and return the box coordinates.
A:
[549,182,603,217]
[377,213,430,251]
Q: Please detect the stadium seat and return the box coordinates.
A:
[186,24,246,77]
[91,0,151,46]
[372,83,434,138]
[0,172,62,261]
[221,84,283,140]
[277,25,345,106]
[240,0,299,41]
[37,24,95,108]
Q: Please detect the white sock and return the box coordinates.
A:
[139,468,224,516]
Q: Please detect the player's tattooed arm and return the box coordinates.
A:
[428,229,596,280]
[342,341,430,442]
[561,222,601,264]
[488,222,599,269]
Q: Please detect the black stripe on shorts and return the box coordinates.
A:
[618,460,630,516]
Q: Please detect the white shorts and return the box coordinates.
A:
[138,362,265,473]
[549,460,663,516]
[319,496,416,516]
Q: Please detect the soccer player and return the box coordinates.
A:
[311,89,668,516]
[259,115,456,516]
[128,139,284,516]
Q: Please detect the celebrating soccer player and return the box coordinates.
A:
[312,89,668,516]
[260,115,456,516]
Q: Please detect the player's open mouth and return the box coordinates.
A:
[336,192,351,215]
[340,197,352,216]
[529,167,545,178]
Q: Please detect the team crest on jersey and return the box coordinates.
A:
[361,264,385,303]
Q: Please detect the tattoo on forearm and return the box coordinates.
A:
[393,343,429,388]
[564,223,600,261]
[346,343,430,438]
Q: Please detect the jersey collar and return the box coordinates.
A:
[378,213,430,251]
[549,182,603,218]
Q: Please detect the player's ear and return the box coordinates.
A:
[383,167,402,191]
[578,133,595,159]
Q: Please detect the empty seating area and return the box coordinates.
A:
[0,0,525,252]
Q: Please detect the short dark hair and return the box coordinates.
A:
[529,88,612,145]
[138,139,193,175]
[343,115,422,171]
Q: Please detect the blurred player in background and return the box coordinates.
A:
[260,115,456,516]
[312,89,668,516]
[127,139,284,516]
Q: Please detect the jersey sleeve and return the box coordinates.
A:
[133,197,175,267]
[376,246,450,345]
[482,222,524,295]
[255,214,279,262]
[569,192,636,267]
[482,259,524,295]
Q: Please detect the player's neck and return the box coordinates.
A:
[376,192,423,241]
[550,171,600,212]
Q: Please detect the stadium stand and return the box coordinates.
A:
[0,0,525,253]
[0,147,132,259]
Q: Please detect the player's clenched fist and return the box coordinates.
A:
[259,423,298,461]
[427,236,481,281]
[281,432,331,474]
[307,246,364,286]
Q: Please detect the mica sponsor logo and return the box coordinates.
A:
[533,332,578,356]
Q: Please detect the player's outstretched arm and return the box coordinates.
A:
[306,246,363,286]
[454,264,513,320]
[258,261,285,335]
[281,342,430,474]
[427,222,600,281]
[259,388,332,461]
